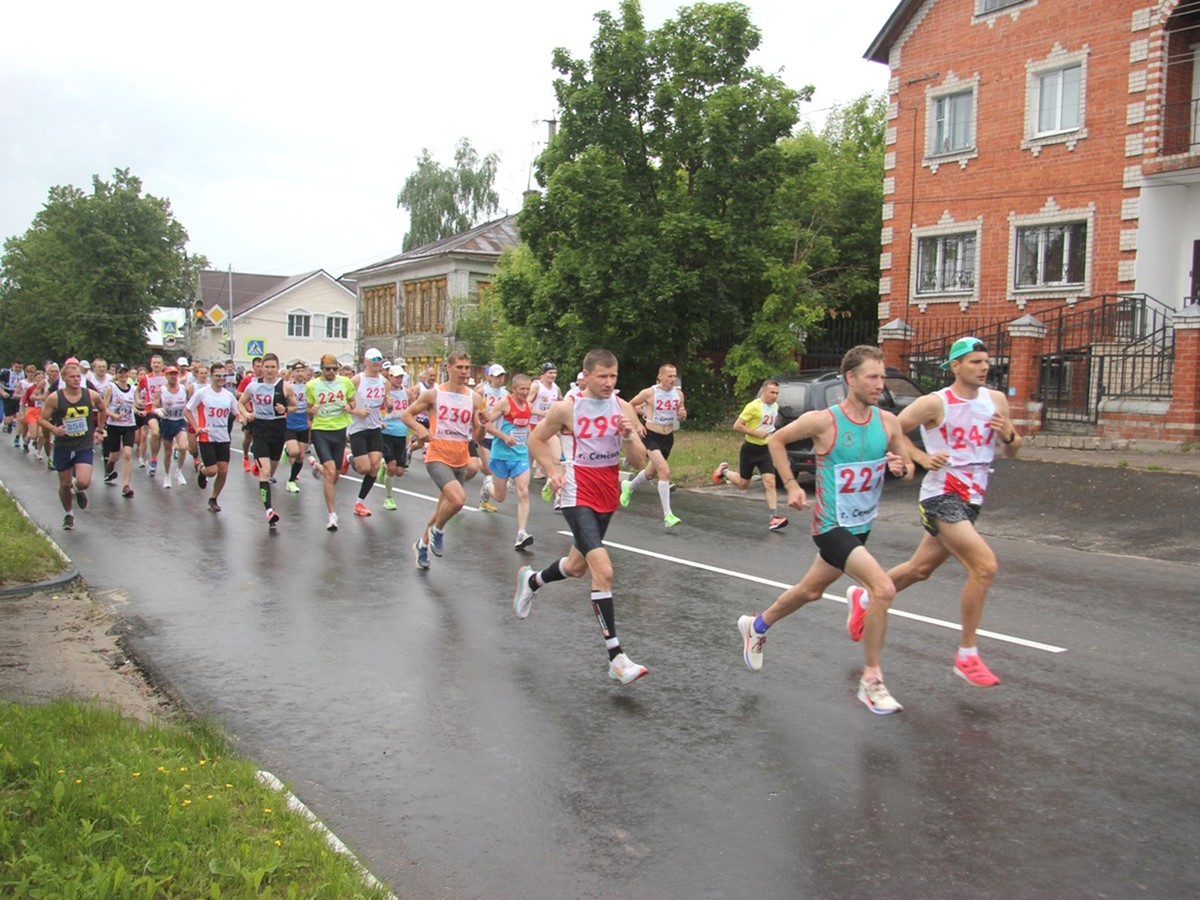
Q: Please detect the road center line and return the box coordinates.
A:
[563,533,1068,654]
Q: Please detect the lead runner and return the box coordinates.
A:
[511,348,651,685]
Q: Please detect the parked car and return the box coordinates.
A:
[773,368,927,477]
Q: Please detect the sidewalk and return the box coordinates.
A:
[1018,443,1200,475]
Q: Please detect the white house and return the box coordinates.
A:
[191,269,357,367]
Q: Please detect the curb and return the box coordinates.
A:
[256,771,396,898]
[0,477,81,598]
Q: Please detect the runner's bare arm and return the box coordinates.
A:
[989,389,1022,458]
[896,394,947,470]
[881,410,913,479]
[616,397,647,471]
[399,388,435,440]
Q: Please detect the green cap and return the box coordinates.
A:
[941,337,988,370]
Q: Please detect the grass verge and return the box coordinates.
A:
[628,429,745,489]
[0,487,67,586]
[0,701,393,898]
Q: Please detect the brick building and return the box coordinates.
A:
[865,0,1200,445]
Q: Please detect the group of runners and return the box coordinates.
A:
[3,336,1019,712]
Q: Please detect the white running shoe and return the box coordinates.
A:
[174,469,187,487]
[608,652,648,685]
[857,677,903,715]
[512,565,535,619]
[161,476,171,489]
[514,530,534,551]
[326,512,338,532]
[738,615,766,672]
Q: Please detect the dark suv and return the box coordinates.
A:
[774,368,927,477]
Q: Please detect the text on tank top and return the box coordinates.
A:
[348,375,386,433]
[813,405,889,535]
[919,387,997,504]
[433,389,473,442]
[106,383,137,427]
[159,384,188,420]
[650,386,682,427]
[248,379,283,420]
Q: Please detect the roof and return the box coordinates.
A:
[196,269,353,319]
[864,0,921,65]
[345,214,520,278]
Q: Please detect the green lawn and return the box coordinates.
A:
[0,487,67,586]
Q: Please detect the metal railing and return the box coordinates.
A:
[1159,97,1200,156]
[905,314,1013,393]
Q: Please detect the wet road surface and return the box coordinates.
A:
[1,446,1196,899]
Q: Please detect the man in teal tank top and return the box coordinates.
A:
[735,346,914,715]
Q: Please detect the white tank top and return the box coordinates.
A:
[247,379,282,420]
[649,386,682,427]
[107,382,137,427]
[530,380,560,421]
[919,387,997,505]
[433,389,473,442]
[159,384,188,421]
[348,374,386,434]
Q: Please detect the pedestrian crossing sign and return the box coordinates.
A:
[245,339,265,357]
[162,320,178,336]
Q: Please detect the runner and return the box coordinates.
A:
[185,363,210,473]
[36,362,61,463]
[529,362,562,486]
[476,363,508,511]
[15,364,36,452]
[282,362,311,494]
[346,348,388,517]
[379,362,415,510]
[239,353,295,529]
[735,346,912,714]
[87,359,111,395]
[481,373,535,549]
[401,350,485,568]
[1,358,21,437]
[137,354,167,477]
[511,349,651,685]
[713,379,788,531]
[153,365,192,488]
[565,370,586,401]
[306,353,357,532]
[40,361,108,530]
[408,365,437,456]
[857,337,1023,690]
[620,363,687,527]
[184,363,243,513]
[22,371,48,460]
[237,357,264,473]
[101,363,139,498]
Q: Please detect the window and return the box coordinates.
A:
[362,284,396,336]
[403,277,448,333]
[977,0,1025,13]
[1015,222,1087,288]
[916,233,976,294]
[287,313,311,338]
[326,315,349,339]
[1036,65,1081,135]
[932,91,973,154]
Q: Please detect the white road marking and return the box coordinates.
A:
[560,533,1069,654]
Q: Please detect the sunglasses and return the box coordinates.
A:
[322,366,338,371]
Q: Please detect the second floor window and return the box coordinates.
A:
[917,233,976,294]
[1036,65,1081,135]
[287,313,311,338]
[1015,222,1086,288]
[932,91,973,154]
[326,315,349,339]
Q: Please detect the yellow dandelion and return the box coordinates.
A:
[274,840,282,847]
[75,779,82,785]
[132,772,141,778]
[198,760,207,766]
[182,799,192,807]
[57,769,65,775]
[179,766,188,772]
[263,807,273,815]
[158,767,167,773]
[207,794,214,800]
[225,783,233,789]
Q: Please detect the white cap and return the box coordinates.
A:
[487,363,506,377]
[387,364,406,377]
[364,347,384,362]
[79,359,91,369]
[576,371,586,381]
[176,356,189,366]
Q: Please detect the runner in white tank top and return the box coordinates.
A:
[621,363,687,527]
[881,337,1023,691]
[510,349,653,687]
[347,349,389,517]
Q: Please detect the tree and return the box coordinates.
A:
[0,169,203,366]
[397,138,500,251]
[498,0,812,403]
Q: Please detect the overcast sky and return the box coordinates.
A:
[1,0,899,279]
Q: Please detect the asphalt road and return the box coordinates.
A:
[1,443,1197,899]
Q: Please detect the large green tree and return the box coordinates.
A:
[397,138,500,252]
[0,169,201,366]
[496,1,812,405]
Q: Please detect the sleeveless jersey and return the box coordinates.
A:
[561,394,623,512]
[427,388,474,467]
[529,380,561,422]
[159,384,188,421]
[187,386,238,443]
[50,388,96,451]
[286,384,308,430]
[649,386,682,429]
[247,378,285,421]
[490,398,531,462]
[140,373,167,412]
[381,387,410,437]
[812,404,889,536]
[105,382,137,428]
[482,383,508,413]
[348,374,386,434]
[919,387,997,506]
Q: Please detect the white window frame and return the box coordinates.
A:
[923,74,980,172]
[1006,203,1095,307]
[909,217,983,312]
[974,0,1031,16]
[326,313,350,340]
[1022,46,1089,155]
[286,309,312,339]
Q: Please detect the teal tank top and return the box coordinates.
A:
[813,404,889,536]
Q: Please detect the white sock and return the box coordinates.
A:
[958,646,979,659]
[657,479,673,516]
[629,471,647,490]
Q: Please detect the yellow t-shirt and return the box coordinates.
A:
[737,398,780,446]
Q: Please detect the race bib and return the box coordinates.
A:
[63,416,88,436]
[834,457,887,528]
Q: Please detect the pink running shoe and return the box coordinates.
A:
[846,586,867,642]
[954,653,1000,687]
